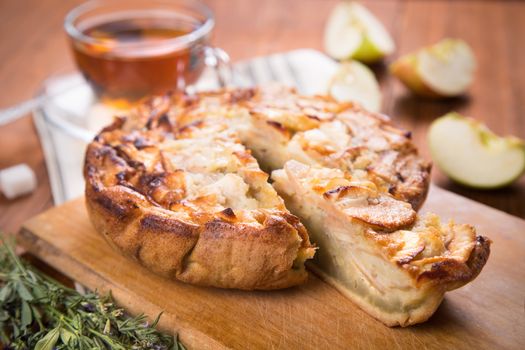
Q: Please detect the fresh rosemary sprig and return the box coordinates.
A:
[0,237,186,350]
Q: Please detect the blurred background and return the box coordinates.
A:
[0,0,524,232]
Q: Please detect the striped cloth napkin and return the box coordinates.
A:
[33,49,338,204]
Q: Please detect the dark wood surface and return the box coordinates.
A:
[1,0,524,233]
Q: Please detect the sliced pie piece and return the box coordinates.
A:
[272,160,490,326]
[84,117,315,290]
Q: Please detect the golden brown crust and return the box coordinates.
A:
[84,115,314,290]
[416,234,491,291]
[86,191,309,290]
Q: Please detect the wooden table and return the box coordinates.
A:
[0,0,524,233]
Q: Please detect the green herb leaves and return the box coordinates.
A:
[34,327,60,350]
[0,237,184,349]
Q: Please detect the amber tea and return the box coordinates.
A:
[66,1,215,104]
[71,15,206,103]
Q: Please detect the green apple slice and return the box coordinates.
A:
[324,1,395,63]
[428,113,525,188]
[328,60,382,112]
[391,39,476,97]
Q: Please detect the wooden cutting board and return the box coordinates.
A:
[18,186,524,349]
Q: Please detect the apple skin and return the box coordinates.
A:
[324,2,395,64]
[428,113,525,189]
[352,36,390,64]
[389,54,442,98]
[329,35,391,63]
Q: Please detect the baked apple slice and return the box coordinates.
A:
[429,112,525,188]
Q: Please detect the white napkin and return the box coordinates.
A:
[33,49,338,204]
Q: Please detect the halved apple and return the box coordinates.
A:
[328,60,382,112]
[428,113,525,188]
[324,1,395,63]
[390,39,476,97]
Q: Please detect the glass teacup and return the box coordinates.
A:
[65,0,228,106]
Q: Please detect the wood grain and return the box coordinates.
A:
[17,186,525,349]
[0,0,524,233]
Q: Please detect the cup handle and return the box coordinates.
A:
[204,46,233,88]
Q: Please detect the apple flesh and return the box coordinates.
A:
[324,1,395,63]
[328,60,382,112]
[428,113,525,188]
[390,39,476,97]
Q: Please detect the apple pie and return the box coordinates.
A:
[84,85,490,326]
